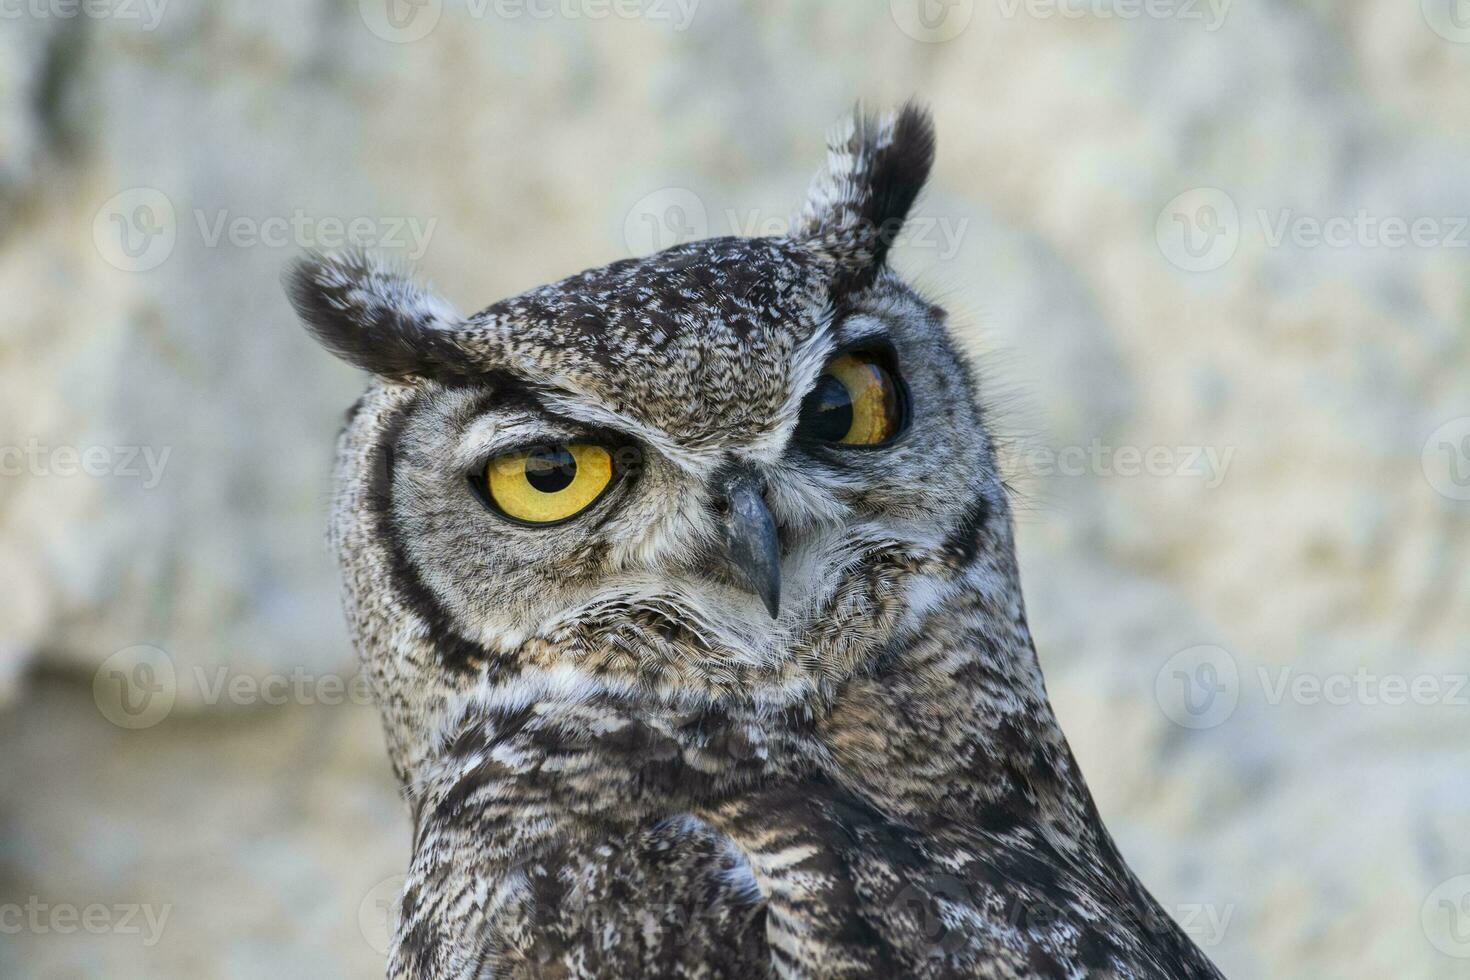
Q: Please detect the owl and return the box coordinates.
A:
[286,104,1225,979]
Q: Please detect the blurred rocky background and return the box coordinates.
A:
[2,0,1469,976]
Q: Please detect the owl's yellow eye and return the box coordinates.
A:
[797,351,906,446]
[483,443,614,524]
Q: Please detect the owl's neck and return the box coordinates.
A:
[399,517,1098,852]
[391,535,1141,980]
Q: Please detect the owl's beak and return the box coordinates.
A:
[719,474,781,619]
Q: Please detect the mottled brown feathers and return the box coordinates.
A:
[288,105,1224,980]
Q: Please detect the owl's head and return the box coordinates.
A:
[288,105,1010,726]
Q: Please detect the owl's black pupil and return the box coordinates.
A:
[802,375,854,442]
[525,447,577,494]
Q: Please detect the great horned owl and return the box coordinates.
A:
[285,105,1224,979]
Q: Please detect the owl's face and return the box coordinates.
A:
[291,106,1006,708]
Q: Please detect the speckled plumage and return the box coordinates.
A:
[286,104,1225,980]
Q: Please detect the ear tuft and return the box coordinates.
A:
[797,101,937,288]
[283,250,466,380]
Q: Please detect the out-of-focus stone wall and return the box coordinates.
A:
[2,2,1468,977]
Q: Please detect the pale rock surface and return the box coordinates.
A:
[2,2,1467,977]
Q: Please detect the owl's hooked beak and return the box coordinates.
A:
[719,474,781,619]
